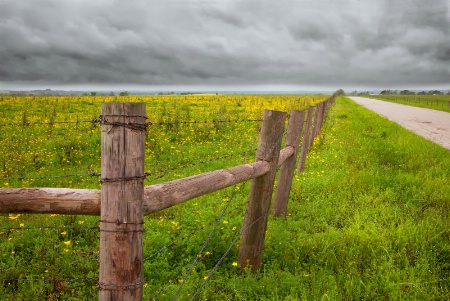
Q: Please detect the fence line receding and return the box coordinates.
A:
[0,94,336,301]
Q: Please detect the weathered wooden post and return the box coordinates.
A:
[309,105,319,148]
[99,103,146,301]
[317,101,326,134]
[298,106,314,173]
[238,110,286,272]
[313,102,324,140]
[273,110,305,217]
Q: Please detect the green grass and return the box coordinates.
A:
[1,96,449,300]
[365,94,450,113]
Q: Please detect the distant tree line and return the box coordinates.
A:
[380,89,448,95]
[349,89,450,96]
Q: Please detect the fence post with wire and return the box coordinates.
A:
[0,95,337,300]
[237,110,286,272]
[273,110,305,217]
[99,102,146,301]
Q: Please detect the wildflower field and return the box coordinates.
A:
[0,94,325,300]
[0,95,448,300]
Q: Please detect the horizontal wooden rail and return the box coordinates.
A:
[277,146,294,167]
[0,161,271,216]
[143,160,270,214]
[0,188,100,215]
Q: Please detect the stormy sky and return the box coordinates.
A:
[0,0,449,91]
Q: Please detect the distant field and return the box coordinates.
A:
[0,94,326,189]
[365,94,450,113]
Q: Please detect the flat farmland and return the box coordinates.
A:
[0,95,448,300]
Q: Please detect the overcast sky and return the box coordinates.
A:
[0,0,449,91]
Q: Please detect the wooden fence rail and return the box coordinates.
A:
[0,95,335,301]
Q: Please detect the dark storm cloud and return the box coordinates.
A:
[0,0,449,90]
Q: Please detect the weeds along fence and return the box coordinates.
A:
[0,96,335,300]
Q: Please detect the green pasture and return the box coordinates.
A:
[0,96,449,300]
[366,94,450,113]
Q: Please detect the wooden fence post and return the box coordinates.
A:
[99,103,146,301]
[273,110,305,217]
[297,106,314,173]
[309,105,319,148]
[317,101,326,134]
[238,110,286,272]
[313,102,324,140]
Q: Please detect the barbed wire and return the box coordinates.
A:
[0,148,253,183]
[144,150,256,184]
[0,148,256,184]
[0,119,102,127]
[1,277,98,284]
[143,189,247,263]
[0,118,262,128]
[151,211,267,300]
[189,232,241,300]
[0,171,101,182]
[0,111,289,298]
[146,119,262,126]
[145,183,246,300]
[188,213,269,300]
[0,225,99,231]
[170,180,246,300]
[170,130,286,299]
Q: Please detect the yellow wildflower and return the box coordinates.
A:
[8,214,20,220]
[63,241,71,245]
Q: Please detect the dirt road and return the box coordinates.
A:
[349,96,450,150]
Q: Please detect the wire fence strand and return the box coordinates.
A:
[0,172,101,182]
[1,277,98,284]
[0,118,262,128]
[0,119,102,127]
[144,150,256,184]
[0,225,99,231]
[170,181,246,301]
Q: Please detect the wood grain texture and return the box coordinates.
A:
[238,110,286,272]
[273,110,305,217]
[298,105,314,173]
[143,160,270,215]
[99,103,145,301]
[0,188,100,215]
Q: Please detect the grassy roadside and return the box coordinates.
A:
[365,95,450,113]
[188,96,449,300]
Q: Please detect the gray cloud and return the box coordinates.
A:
[0,0,449,90]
